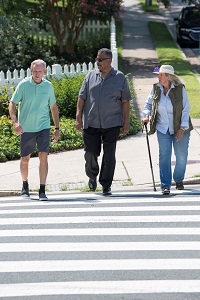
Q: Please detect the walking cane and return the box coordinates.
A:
[142,123,157,191]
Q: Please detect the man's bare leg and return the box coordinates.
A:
[38,152,48,200]
[20,155,30,196]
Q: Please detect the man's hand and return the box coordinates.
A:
[52,129,59,143]
[121,122,129,135]
[13,122,24,135]
[75,117,83,132]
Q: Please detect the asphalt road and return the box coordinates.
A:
[0,191,200,299]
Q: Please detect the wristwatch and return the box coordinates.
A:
[55,127,60,130]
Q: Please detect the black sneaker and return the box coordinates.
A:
[88,178,97,191]
[39,192,48,201]
[21,187,30,197]
[102,187,112,196]
[176,182,184,190]
[162,187,170,195]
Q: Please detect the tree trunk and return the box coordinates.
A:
[145,0,152,5]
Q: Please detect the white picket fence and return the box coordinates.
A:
[31,19,110,47]
[0,18,118,88]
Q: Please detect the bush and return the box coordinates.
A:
[0,74,141,162]
[0,86,10,116]
[0,28,110,73]
[51,75,85,119]
[0,116,20,162]
[0,116,84,162]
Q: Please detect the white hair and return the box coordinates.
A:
[31,59,46,70]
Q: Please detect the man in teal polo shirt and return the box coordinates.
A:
[9,59,59,200]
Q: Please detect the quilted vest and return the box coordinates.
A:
[149,83,193,135]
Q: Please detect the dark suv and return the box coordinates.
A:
[174,6,200,47]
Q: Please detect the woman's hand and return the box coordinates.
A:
[141,116,150,125]
[176,128,185,141]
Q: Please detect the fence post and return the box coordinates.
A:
[110,17,118,70]
[52,64,63,79]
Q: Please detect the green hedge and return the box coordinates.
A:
[0,75,141,162]
[51,75,85,119]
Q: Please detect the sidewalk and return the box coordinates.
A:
[0,0,200,196]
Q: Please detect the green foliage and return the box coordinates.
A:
[0,116,20,161]
[126,76,142,135]
[0,73,141,162]
[0,27,109,72]
[116,19,123,72]
[50,117,84,153]
[140,0,171,11]
[74,29,110,63]
[0,116,84,162]
[0,86,10,116]
[80,0,123,23]
[140,0,159,12]
[51,75,85,119]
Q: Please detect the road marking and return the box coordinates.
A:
[0,227,200,236]
[0,280,200,296]
[1,215,200,225]
[1,259,200,272]
[0,242,200,252]
[0,194,200,205]
[0,205,200,214]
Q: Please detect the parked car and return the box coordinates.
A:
[174,6,200,47]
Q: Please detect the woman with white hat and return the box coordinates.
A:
[141,64,193,194]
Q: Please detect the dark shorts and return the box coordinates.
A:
[20,129,50,157]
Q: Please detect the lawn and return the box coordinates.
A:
[149,21,200,118]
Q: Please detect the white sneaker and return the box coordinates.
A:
[39,192,48,201]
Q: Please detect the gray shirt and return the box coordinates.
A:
[79,67,132,129]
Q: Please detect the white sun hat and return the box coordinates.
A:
[153,65,175,75]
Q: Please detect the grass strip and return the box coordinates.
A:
[149,21,200,118]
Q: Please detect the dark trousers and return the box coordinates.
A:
[83,126,121,189]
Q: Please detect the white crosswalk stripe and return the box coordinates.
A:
[0,193,200,299]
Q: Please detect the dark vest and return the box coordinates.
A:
[149,84,193,135]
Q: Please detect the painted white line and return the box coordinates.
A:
[0,195,200,206]
[0,227,200,237]
[1,259,200,272]
[0,241,200,252]
[0,215,200,225]
[0,280,200,296]
[1,205,200,215]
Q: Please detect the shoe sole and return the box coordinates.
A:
[162,191,170,195]
[102,191,112,196]
[21,194,30,198]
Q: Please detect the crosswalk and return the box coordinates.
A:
[0,192,200,299]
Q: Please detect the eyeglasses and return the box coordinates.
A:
[95,57,111,62]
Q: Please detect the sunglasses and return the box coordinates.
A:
[95,57,111,62]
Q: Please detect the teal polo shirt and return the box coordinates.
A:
[10,77,56,132]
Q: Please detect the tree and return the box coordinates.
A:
[36,0,123,55]
[0,0,33,71]
[154,0,171,8]
[181,0,200,10]
[0,0,31,45]
[159,0,200,9]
